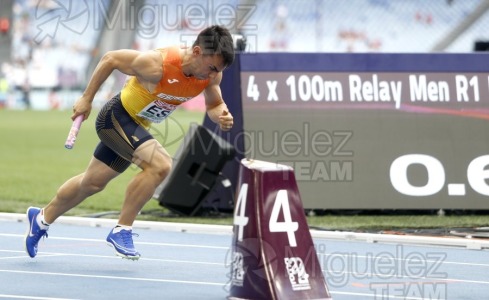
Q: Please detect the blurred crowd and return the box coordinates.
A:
[1,0,488,110]
[1,0,104,110]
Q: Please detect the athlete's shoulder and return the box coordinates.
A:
[153,46,180,60]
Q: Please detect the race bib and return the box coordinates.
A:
[137,100,178,123]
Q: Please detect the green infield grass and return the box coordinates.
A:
[1,109,488,231]
[0,108,202,216]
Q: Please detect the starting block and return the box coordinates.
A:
[229,159,332,300]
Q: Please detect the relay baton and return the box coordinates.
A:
[64,115,84,149]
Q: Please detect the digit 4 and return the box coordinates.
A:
[269,190,299,247]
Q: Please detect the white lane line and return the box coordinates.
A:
[0,233,228,249]
[4,233,488,268]
[0,249,224,265]
[330,291,429,300]
[316,252,489,268]
[0,295,79,300]
[1,249,486,286]
[0,269,224,286]
[323,269,489,286]
[3,212,488,249]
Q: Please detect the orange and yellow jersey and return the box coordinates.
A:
[120,46,210,128]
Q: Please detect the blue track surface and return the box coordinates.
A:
[0,216,488,299]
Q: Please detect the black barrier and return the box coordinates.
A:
[205,53,489,210]
[155,124,235,216]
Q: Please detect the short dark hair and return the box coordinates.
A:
[193,25,235,67]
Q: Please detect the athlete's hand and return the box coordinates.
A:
[219,110,233,131]
[71,95,93,121]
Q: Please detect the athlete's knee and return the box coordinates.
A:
[56,173,106,201]
[80,173,110,195]
[163,159,172,178]
[82,179,107,195]
[152,157,172,182]
[134,139,172,182]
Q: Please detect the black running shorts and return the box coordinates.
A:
[94,93,153,173]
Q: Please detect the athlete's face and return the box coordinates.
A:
[192,47,226,80]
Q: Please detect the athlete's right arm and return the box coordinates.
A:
[72,50,163,120]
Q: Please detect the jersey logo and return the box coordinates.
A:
[155,93,192,102]
[167,79,179,84]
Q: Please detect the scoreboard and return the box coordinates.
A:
[230,53,489,210]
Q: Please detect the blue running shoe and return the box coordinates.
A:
[106,228,141,260]
[25,207,49,258]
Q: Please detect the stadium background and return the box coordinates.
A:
[2,0,489,109]
[1,0,489,214]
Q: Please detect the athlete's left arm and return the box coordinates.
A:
[204,73,233,131]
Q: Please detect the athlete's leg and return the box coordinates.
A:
[117,139,172,226]
[25,154,122,258]
[43,156,121,224]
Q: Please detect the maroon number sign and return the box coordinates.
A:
[229,159,332,300]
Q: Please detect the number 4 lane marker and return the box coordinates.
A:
[234,184,249,242]
[269,190,299,247]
